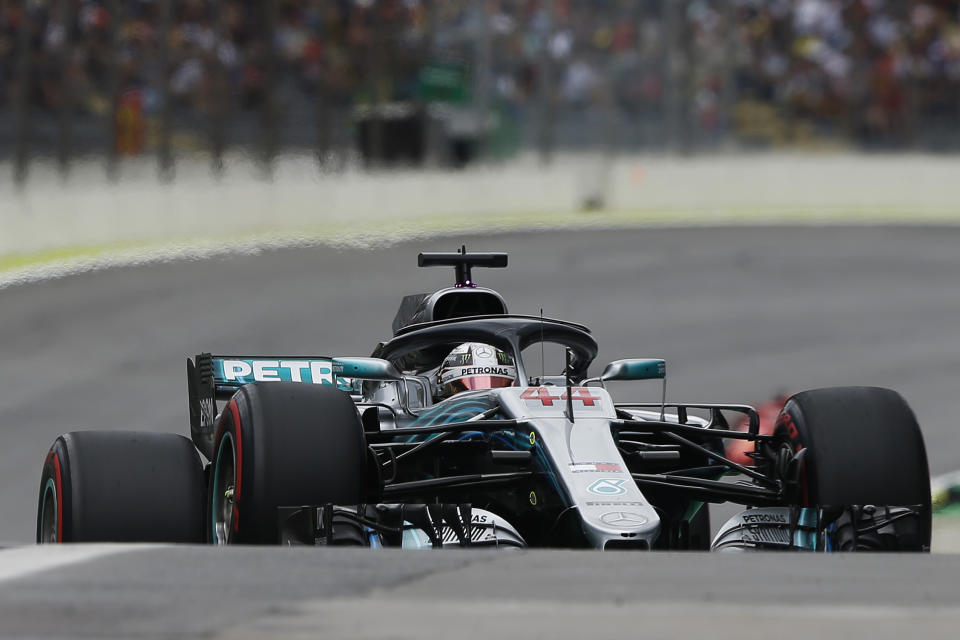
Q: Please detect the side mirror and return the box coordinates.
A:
[600,359,666,382]
[332,357,404,381]
[333,358,428,417]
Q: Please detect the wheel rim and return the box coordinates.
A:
[39,478,58,543]
[211,432,237,544]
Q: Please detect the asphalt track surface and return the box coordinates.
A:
[2,226,960,638]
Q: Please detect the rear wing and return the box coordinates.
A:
[187,353,335,459]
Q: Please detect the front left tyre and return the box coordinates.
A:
[775,386,931,551]
[37,430,205,543]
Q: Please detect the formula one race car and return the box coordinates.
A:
[37,250,932,551]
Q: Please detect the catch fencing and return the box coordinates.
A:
[3,1,960,184]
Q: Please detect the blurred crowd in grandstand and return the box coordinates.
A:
[1,0,959,155]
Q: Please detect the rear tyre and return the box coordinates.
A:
[37,431,205,543]
[774,386,931,551]
[208,382,367,544]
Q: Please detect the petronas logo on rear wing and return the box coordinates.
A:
[189,353,334,418]
[212,357,335,387]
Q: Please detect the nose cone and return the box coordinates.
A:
[580,504,661,548]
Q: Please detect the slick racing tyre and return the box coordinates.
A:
[37,431,205,543]
[208,382,367,544]
[774,386,931,551]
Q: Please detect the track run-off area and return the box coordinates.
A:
[2,226,960,638]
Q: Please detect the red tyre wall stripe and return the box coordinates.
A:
[776,411,810,507]
[53,453,64,543]
[227,399,243,532]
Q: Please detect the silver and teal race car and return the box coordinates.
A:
[37,250,931,551]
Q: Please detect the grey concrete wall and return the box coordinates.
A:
[3,153,959,263]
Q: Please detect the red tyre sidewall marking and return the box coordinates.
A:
[52,452,64,542]
[776,411,810,507]
[227,399,243,532]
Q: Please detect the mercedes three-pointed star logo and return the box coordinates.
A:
[600,511,648,528]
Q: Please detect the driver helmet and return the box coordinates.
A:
[437,343,517,399]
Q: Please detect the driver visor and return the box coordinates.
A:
[450,376,514,392]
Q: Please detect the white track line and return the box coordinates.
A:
[1,219,947,292]
[0,544,158,584]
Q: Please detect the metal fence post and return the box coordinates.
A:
[56,0,76,179]
[422,0,441,166]
[260,0,278,178]
[210,0,228,176]
[314,32,330,172]
[473,0,491,162]
[537,0,555,165]
[366,2,385,169]
[720,0,737,149]
[157,0,174,180]
[104,0,120,180]
[12,1,33,185]
[662,0,682,152]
